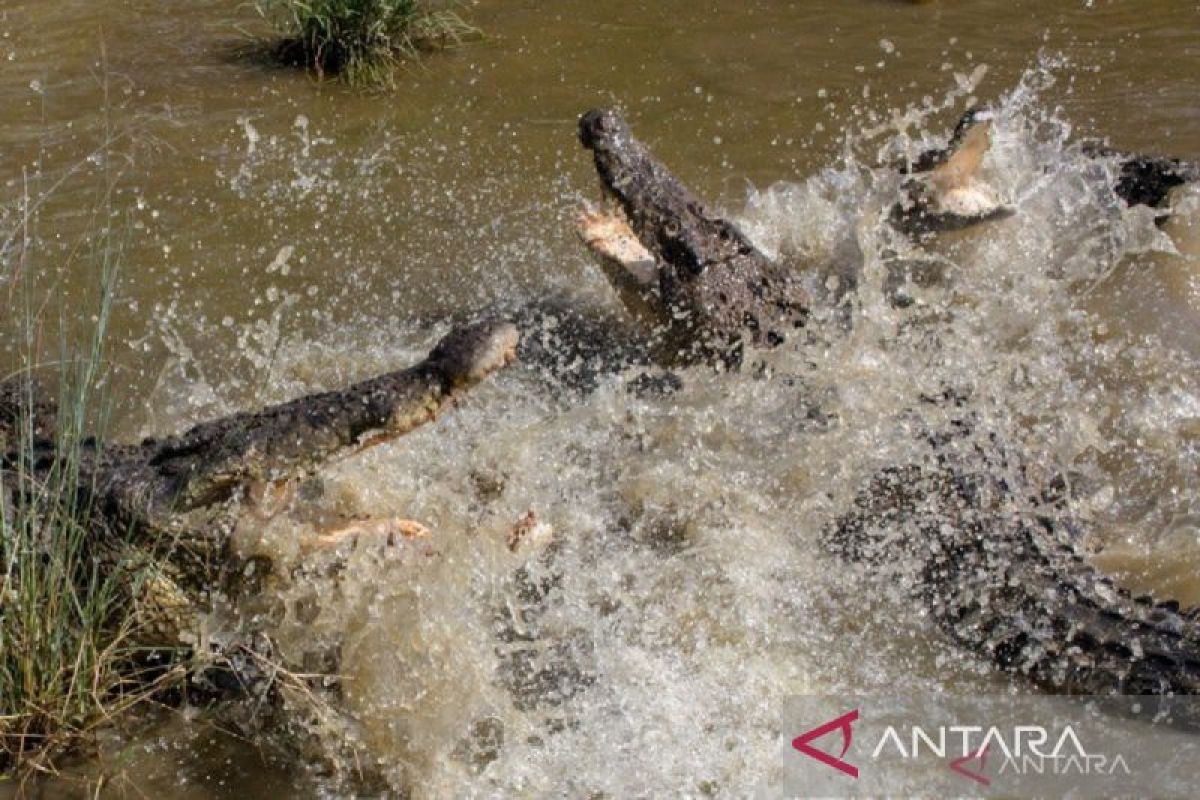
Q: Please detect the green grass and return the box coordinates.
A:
[0,178,185,781]
[255,0,480,87]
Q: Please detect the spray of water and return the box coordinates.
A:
[124,54,1200,796]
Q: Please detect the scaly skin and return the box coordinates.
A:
[1081,143,1200,211]
[575,109,1200,699]
[0,374,57,450]
[579,109,810,364]
[827,452,1200,696]
[84,319,519,537]
[4,320,519,648]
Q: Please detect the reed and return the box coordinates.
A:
[0,178,185,780]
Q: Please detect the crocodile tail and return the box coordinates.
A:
[929,507,1200,696]
[827,462,1200,696]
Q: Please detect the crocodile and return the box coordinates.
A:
[827,427,1200,698]
[574,107,1200,699]
[900,107,1200,237]
[891,105,1015,236]
[578,108,811,368]
[1083,142,1200,260]
[897,107,1200,240]
[1082,142,1200,213]
[1,319,519,658]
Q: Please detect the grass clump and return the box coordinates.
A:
[255,0,480,86]
[0,368,179,780]
[1,169,185,780]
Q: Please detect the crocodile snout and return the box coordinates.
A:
[579,108,630,151]
[429,320,520,387]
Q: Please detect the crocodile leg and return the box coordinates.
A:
[578,109,809,363]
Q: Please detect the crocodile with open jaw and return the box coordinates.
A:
[578,108,811,368]
[575,107,1200,698]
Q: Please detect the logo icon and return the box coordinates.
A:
[949,745,991,786]
[792,709,860,778]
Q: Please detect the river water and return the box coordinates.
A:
[2,0,1198,797]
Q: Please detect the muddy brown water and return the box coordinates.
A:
[2,0,1199,797]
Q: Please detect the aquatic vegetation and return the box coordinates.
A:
[0,204,187,778]
[0,204,520,780]
[255,0,480,86]
[0,384,183,778]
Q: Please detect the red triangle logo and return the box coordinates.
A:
[791,709,860,778]
[949,745,991,786]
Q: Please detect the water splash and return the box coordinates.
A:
[134,55,1199,796]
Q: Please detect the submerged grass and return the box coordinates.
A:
[255,0,480,87]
